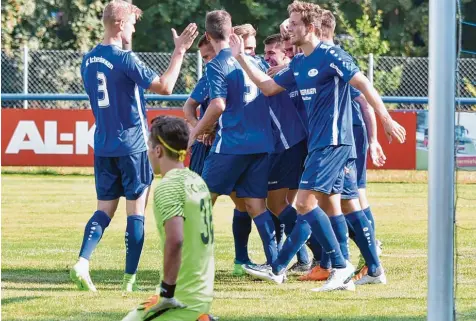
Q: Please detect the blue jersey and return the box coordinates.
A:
[274,42,359,152]
[81,44,157,157]
[350,87,364,126]
[206,49,273,154]
[289,86,308,133]
[190,75,210,118]
[269,84,307,153]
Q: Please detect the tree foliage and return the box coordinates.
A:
[4,0,475,56]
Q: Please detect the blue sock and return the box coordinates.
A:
[346,218,356,242]
[279,205,310,265]
[346,210,380,276]
[79,210,111,260]
[271,213,284,252]
[320,247,331,269]
[329,214,349,261]
[363,207,376,233]
[306,233,322,262]
[253,210,278,265]
[232,209,252,264]
[272,215,311,274]
[302,208,346,269]
[125,215,145,275]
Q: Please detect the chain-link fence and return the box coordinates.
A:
[1,49,201,109]
[1,48,475,110]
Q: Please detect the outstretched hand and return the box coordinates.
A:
[172,23,199,54]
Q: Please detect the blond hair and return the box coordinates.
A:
[103,0,142,26]
[233,24,257,37]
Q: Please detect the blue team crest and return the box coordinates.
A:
[308,69,319,77]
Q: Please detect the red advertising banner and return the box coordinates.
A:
[367,111,417,170]
[2,109,417,169]
[1,109,183,166]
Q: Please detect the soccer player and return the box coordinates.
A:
[188,10,279,272]
[183,35,216,176]
[319,9,387,285]
[71,0,198,293]
[263,33,317,273]
[299,9,387,283]
[231,1,405,291]
[122,116,214,321]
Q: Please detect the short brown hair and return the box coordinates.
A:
[287,1,322,36]
[198,34,210,48]
[103,0,142,25]
[321,10,336,36]
[233,24,257,37]
[206,10,232,41]
[149,116,189,161]
[263,34,282,46]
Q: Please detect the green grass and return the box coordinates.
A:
[2,174,476,321]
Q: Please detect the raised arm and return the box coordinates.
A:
[148,24,199,95]
[230,34,285,96]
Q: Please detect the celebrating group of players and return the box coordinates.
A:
[70,0,406,320]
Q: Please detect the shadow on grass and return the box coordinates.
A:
[1,296,40,306]
[1,268,267,287]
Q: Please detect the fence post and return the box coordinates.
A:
[196,51,203,80]
[23,44,29,109]
[368,53,374,84]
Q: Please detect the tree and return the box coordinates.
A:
[334,1,403,97]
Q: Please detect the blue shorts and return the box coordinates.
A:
[189,141,212,176]
[94,151,153,201]
[353,125,368,189]
[341,159,359,200]
[299,145,354,195]
[268,139,307,191]
[202,152,269,198]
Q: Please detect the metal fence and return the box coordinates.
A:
[2,48,475,110]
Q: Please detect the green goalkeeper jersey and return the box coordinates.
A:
[153,168,215,311]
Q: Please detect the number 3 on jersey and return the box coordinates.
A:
[200,198,214,245]
[243,72,258,104]
[97,72,110,108]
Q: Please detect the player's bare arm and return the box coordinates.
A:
[355,94,386,167]
[188,98,225,148]
[267,64,288,78]
[149,23,199,95]
[183,97,200,128]
[350,72,406,144]
[230,34,285,96]
[163,216,184,285]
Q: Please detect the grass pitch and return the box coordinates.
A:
[2,172,476,321]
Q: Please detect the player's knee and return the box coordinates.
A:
[358,188,369,209]
[342,198,361,214]
[295,200,313,214]
[243,199,266,217]
[266,198,288,216]
[97,199,119,218]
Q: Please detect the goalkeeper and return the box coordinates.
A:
[122,116,215,321]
